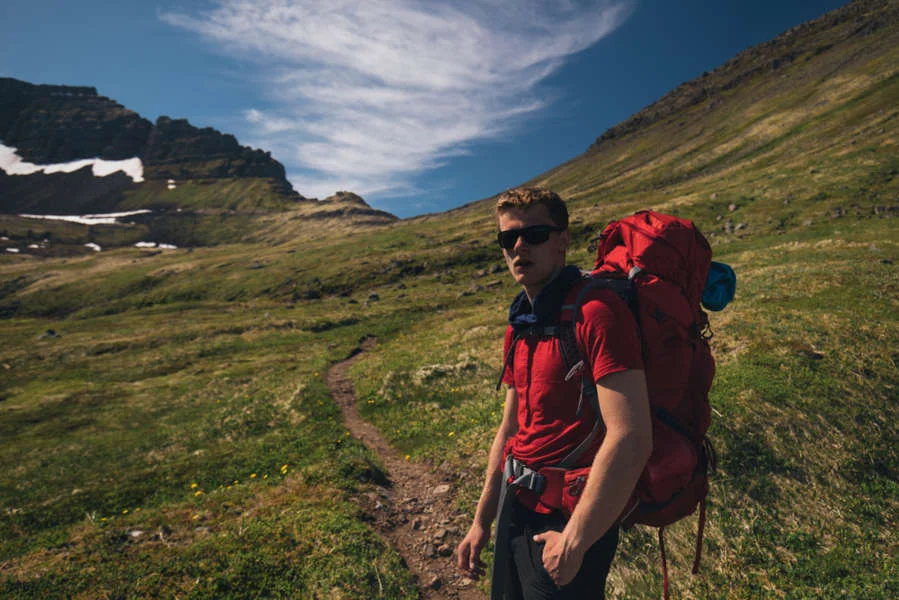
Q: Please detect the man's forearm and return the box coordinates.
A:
[472,421,511,528]
[561,369,652,554]
[562,429,650,551]
[473,387,518,529]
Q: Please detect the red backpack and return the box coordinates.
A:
[561,210,718,598]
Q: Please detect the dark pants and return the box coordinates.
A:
[507,500,619,600]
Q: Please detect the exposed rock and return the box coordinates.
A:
[431,484,451,496]
[0,77,307,215]
[0,78,150,163]
[425,573,441,590]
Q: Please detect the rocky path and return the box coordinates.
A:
[326,339,487,600]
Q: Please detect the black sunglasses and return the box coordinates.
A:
[496,225,563,250]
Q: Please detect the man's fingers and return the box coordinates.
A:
[457,543,470,570]
[532,532,547,543]
[466,558,486,580]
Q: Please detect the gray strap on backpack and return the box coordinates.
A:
[554,279,627,469]
[491,456,522,600]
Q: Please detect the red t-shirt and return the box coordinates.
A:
[502,287,643,471]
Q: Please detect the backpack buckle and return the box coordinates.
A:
[507,458,546,494]
[564,360,585,382]
[567,475,587,497]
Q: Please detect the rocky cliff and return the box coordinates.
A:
[0,77,305,213]
[0,79,151,164]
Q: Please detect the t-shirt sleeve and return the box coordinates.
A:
[577,290,643,382]
[502,325,515,386]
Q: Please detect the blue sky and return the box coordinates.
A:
[1,0,848,218]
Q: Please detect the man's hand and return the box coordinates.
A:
[532,529,585,587]
[456,523,490,580]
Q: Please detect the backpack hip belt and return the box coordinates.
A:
[505,456,593,519]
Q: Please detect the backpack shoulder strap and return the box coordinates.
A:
[554,275,639,469]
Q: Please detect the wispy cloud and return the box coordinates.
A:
[160,0,633,202]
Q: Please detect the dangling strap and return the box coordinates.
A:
[491,457,516,600]
[495,332,523,391]
[495,327,562,391]
[659,526,670,600]
[692,498,707,574]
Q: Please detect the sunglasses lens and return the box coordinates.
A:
[497,226,558,249]
[498,230,517,249]
[522,227,552,245]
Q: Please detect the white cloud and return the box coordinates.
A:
[161,0,633,202]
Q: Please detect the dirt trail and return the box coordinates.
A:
[326,338,487,600]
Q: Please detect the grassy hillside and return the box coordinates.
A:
[1,1,897,598]
[0,182,399,259]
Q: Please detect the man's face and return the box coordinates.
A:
[498,205,569,299]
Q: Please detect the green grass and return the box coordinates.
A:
[0,305,418,597]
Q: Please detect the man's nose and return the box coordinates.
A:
[513,234,529,252]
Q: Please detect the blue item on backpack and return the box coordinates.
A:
[702,261,736,311]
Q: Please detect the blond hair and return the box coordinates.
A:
[495,187,569,230]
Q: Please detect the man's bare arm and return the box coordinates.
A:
[534,369,652,585]
[457,387,519,577]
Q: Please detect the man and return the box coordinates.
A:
[456,187,653,599]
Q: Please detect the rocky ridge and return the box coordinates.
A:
[0,78,293,185]
[588,0,897,153]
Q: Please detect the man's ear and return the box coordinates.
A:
[560,229,571,254]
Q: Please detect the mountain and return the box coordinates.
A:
[525,0,897,235]
[0,78,395,250]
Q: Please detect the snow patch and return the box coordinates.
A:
[19,210,152,225]
[134,241,178,250]
[0,143,144,182]
[85,243,102,252]
[5,248,20,253]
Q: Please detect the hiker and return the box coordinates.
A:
[456,187,653,599]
